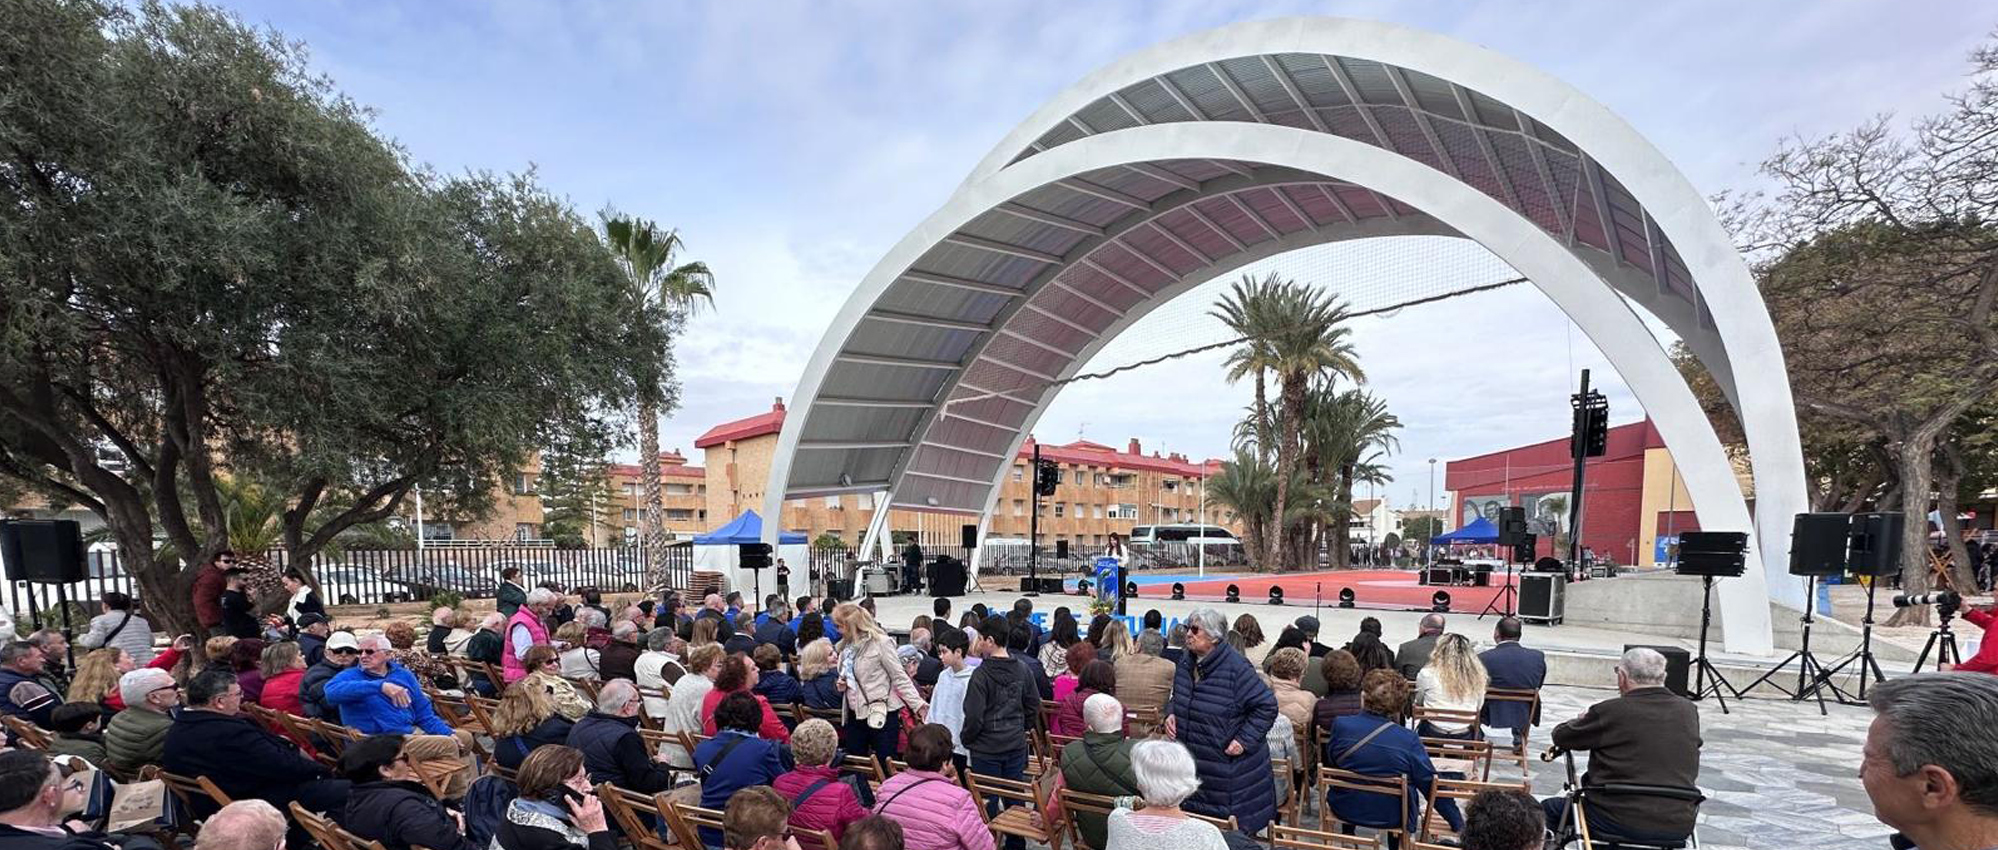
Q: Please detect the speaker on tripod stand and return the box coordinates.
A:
[1481,507,1527,619]
[1742,513,1851,716]
[1803,512,1900,701]
[1674,531,1747,714]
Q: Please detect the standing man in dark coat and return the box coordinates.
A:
[1540,647,1700,843]
[1165,607,1277,835]
[191,550,235,638]
[1478,616,1546,749]
[901,540,923,594]
[496,567,528,617]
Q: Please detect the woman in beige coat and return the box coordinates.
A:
[833,602,928,760]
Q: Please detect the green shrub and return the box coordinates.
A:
[429,591,465,610]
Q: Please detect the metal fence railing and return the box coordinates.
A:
[7,545,694,620]
[800,541,1250,587]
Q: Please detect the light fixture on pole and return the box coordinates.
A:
[1428,458,1437,512]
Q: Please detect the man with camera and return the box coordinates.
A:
[1938,593,1998,674]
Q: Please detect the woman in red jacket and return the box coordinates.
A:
[258,640,308,714]
[701,653,792,742]
[772,718,869,842]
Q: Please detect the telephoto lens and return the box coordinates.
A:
[1891,590,1962,608]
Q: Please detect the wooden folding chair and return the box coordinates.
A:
[1317,766,1409,844]
[1410,707,1483,741]
[1188,811,1240,832]
[636,687,668,730]
[1418,776,1529,844]
[661,799,727,850]
[1270,823,1384,850]
[1,716,50,749]
[465,694,502,731]
[1121,705,1163,738]
[155,768,234,831]
[596,783,674,850]
[289,801,388,850]
[1480,687,1540,780]
[967,767,1064,850]
[793,826,839,850]
[567,677,602,702]
[1273,756,1301,827]
[311,719,363,758]
[842,754,886,790]
[1057,789,1115,850]
[1420,736,1494,783]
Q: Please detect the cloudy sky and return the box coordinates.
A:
[214,1,1989,511]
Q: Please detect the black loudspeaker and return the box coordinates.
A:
[1624,644,1693,698]
[739,542,773,571]
[1675,531,1748,577]
[1790,513,1850,576]
[1511,533,1536,563]
[1017,577,1062,594]
[1497,507,1527,546]
[1847,512,1904,577]
[1055,540,1069,560]
[0,519,86,584]
[1518,573,1565,624]
[961,524,978,550]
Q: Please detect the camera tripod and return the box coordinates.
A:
[1804,575,1884,705]
[1689,574,1742,713]
[1742,574,1831,716]
[1913,604,1963,673]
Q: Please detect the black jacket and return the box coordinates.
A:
[960,654,1040,757]
[913,655,943,689]
[0,824,158,850]
[494,801,616,850]
[722,634,757,658]
[301,659,346,721]
[220,589,260,639]
[565,713,671,793]
[0,669,59,729]
[342,780,474,850]
[426,624,452,655]
[298,632,328,668]
[496,714,575,770]
[1017,653,1055,701]
[162,709,332,807]
[695,608,735,642]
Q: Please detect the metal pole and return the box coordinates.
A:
[1028,443,1041,595]
[414,485,425,551]
[1567,370,1591,569]
[1198,470,1207,578]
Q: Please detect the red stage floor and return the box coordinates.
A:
[1151,569,1510,614]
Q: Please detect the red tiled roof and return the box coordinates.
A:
[694,400,786,448]
[1017,438,1220,477]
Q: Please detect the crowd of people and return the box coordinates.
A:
[0,552,1994,850]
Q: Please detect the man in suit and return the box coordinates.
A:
[1539,647,1701,843]
[1395,613,1446,679]
[1478,616,1547,751]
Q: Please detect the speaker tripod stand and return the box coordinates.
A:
[1689,574,1742,714]
[1478,558,1518,619]
[1805,575,1886,704]
[1742,574,1831,716]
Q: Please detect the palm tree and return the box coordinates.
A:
[1318,390,1400,568]
[1214,273,1362,569]
[1204,449,1277,570]
[603,214,715,587]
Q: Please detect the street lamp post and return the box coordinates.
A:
[1428,458,1437,513]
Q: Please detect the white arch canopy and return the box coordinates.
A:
[765,18,1805,654]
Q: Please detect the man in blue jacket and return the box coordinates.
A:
[324,634,476,798]
[1478,616,1547,750]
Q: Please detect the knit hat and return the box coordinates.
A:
[791,718,839,766]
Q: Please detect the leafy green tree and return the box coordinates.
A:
[602,215,714,585]
[0,0,666,633]
[1400,514,1444,543]
[811,532,847,552]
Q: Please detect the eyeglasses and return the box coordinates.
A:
[358,649,384,656]
[1186,625,1203,635]
[149,684,179,695]
[330,648,359,656]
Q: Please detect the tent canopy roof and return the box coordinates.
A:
[694,510,807,545]
[1431,516,1499,544]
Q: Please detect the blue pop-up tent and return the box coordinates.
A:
[692,510,807,545]
[1430,515,1500,545]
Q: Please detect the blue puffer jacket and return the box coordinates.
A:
[1166,642,1278,834]
[323,663,452,735]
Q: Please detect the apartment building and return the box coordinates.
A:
[443,451,710,544]
[693,398,1241,550]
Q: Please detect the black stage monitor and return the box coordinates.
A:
[1847,512,1904,577]
[1675,531,1747,578]
[1790,513,1851,576]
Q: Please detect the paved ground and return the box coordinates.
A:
[1517,684,1891,850]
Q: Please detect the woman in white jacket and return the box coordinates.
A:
[77,591,155,665]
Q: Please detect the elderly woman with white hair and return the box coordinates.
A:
[1105,740,1230,850]
[1163,607,1278,835]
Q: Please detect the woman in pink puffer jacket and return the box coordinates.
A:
[872,725,994,850]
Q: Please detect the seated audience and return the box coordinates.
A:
[555,622,602,681]
[1060,694,1140,850]
[702,655,793,742]
[46,702,109,765]
[839,816,905,850]
[426,607,457,654]
[1861,673,1998,850]
[596,621,642,683]
[465,613,505,696]
[1225,613,1264,656]
[796,639,841,710]
[197,799,289,850]
[1051,660,1114,738]
[302,632,360,721]
[1461,788,1544,850]
[258,641,308,715]
[381,622,450,690]
[104,668,178,772]
[751,644,802,713]
[795,613,827,649]
[1414,634,1488,740]
[1264,647,1316,732]
[724,614,760,658]
[1097,624,1131,665]
[492,679,577,770]
[297,613,332,667]
[1038,612,1078,675]
[1538,647,1699,843]
[696,693,793,846]
[634,629,688,718]
[1395,614,1446,680]
[1478,617,1546,749]
[660,644,723,770]
[0,641,60,729]
[871,724,992,850]
[906,630,942,689]
[1008,626,1052,702]
[64,648,130,715]
[231,638,269,704]
[1052,641,1096,704]
[723,785,793,850]
[1294,615,1332,658]
[1113,630,1174,734]
[163,668,348,819]
[1323,669,1461,836]
[753,599,798,661]
[1342,618,1394,675]
[521,645,593,721]
[1104,740,1230,850]
[565,679,672,794]
[324,635,476,798]
[495,745,614,850]
[1311,650,1366,736]
[78,591,156,666]
[339,734,474,850]
[773,719,870,842]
